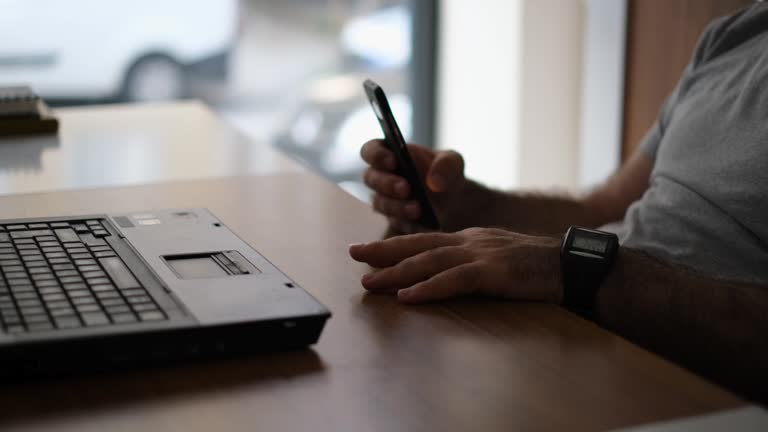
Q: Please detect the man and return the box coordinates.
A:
[349,3,768,403]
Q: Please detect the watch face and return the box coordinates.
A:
[572,235,607,254]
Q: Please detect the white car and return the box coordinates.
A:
[0,0,238,102]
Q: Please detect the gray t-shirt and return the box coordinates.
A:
[604,2,768,285]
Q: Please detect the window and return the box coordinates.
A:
[0,0,417,198]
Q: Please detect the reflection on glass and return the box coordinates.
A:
[0,0,413,194]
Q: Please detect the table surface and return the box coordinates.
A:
[0,104,743,432]
[0,101,300,196]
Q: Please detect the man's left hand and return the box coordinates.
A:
[349,228,563,304]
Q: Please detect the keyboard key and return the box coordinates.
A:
[52,263,75,271]
[76,304,101,313]
[54,316,81,329]
[6,324,25,333]
[50,222,70,229]
[71,296,96,305]
[27,322,54,332]
[66,289,91,298]
[32,274,55,281]
[89,245,112,252]
[82,270,106,278]
[81,312,109,326]
[63,283,88,292]
[101,298,125,307]
[120,288,145,297]
[131,303,158,312]
[96,291,120,300]
[99,257,140,290]
[74,259,97,266]
[27,223,48,230]
[17,299,42,307]
[138,311,164,321]
[78,234,105,247]
[42,293,66,302]
[73,224,90,234]
[28,267,51,275]
[46,300,71,309]
[106,305,131,314]
[92,230,110,238]
[44,252,67,259]
[41,246,64,253]
[48,258,71,265]
[0,233,8,242]
[66,248,88,255]
[0,254,18,260]
[1,265,24,272]
[14,292,39,300]
[16,244,39,250]
[13,238,35,244]
[126,295,151,304]
[59,276,84,284]
[91,284,115,292]
[10,229,53,239]
[6,225,27,231]
[26,260,49,268]
[5,271,27,279]
[111,313,137,324]
[50,307,75,317]
[63,242,85,249]
[54,270,79,278]
[36,236,57,242]
[78,264,100,272]
[38,241,59,248]
[39,287,63,295]
[86,220,101,227]
[24,314,49,324]
[94,251,116,258]
[0,259,22,266]
[86,277,110,285]
[55,228,79,243]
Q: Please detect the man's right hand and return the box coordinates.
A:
[360,139,468,233]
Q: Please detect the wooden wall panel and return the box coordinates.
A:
[621,0,753,159]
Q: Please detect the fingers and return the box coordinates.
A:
[361,140,396,171]
[397,263,480,304]
[426,150,464,192]
[361,246,469,292]
[372,195,420,220]
[363,168,410,199]
[349,232,461,268]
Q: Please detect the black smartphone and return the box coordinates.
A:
[363,79,440,230]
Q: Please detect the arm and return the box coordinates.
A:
[598,249,768,403]
[456,150,654,235]
[350,229,768,403]
[362,139,654,235]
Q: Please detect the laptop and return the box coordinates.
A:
[0,208,330,377]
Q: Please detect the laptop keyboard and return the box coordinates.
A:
[0,219,167,334]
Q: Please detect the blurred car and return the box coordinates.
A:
[273,5,413,193]
[0,0,239,102]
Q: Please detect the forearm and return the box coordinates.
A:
[597,249,768,402]
[451,181,603,235]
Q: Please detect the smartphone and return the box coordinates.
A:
[363,79,440,230]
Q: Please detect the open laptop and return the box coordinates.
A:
[0,208,330,377]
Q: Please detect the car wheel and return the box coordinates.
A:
[122,55,186,102]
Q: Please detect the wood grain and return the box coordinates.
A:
[0,174,742,432]
[622,0,752,158]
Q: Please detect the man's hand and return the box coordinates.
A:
[360,139,468,233]
[349,227,563,304]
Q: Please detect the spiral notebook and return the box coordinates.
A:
[0,86,59,137]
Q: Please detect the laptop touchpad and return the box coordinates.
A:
[164,251,260,280]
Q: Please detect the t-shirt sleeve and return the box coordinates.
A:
[636,16,733,160]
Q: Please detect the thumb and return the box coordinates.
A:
[426,150,464,193]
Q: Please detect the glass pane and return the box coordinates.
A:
[0,0,413,197]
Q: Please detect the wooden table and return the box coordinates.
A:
[0,104,742,432]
